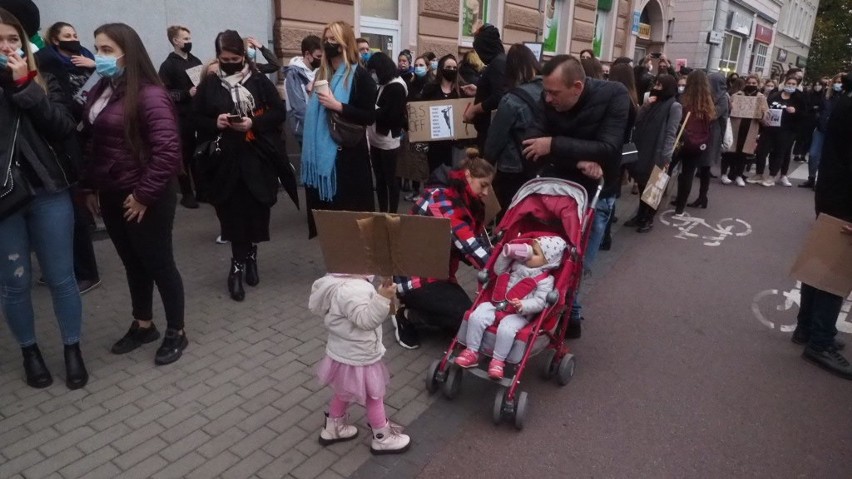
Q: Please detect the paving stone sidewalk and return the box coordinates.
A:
[0,195,465,479]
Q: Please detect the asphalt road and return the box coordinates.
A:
[408,167,852,479]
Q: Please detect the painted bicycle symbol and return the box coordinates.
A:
[659,210,752,246]
[752,281,852,334]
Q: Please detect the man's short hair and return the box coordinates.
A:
[301,34,321,55]
[542,54,586,86]
[356,37,369,45]
[167,25,189,43]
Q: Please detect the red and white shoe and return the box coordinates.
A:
[488,359,505,380]
[454,348,479,368]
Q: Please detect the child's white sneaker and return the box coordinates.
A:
[318,413,358,445]
[370,420,411,455]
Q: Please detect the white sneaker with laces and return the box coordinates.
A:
[761,177,776,187]
[780,175,792,187]
[721,175,732,185]
[735,177,746,187]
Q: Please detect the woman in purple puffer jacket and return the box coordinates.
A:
[81,23,187,366]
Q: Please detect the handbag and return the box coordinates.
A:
[328,111,366,148]
[0,116,35,221]
[722,117,734,151]
[621,128,638,166]
[192,134,222,164]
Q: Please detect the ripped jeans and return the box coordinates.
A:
[0,190,82,346]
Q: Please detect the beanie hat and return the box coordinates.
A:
[472,24,504,65]
[535,236,567,268]
[0,0,39,38]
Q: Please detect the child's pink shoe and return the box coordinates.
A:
[488,359,505,380]
[454,348,479,368]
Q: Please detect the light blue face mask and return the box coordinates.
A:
[0,48,26,69]
[361,51,372,62]
[834,83,843,92]
[414,65,427,77]
[247,47,257,60]
[783,86,797,94]
[95,55,124,78]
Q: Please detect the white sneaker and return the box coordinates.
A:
[761,177,776,187]
[746,174,765,184]
[318,414,358,446]
[735,177,746,187]
[779,175,792,187]
[215,235,228,244]
[370,421,411,455]
[721,175,732,185]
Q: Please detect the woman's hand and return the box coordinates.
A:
[84,193,100,218]
[461,84,477,97]
[786,106,796,114]
[70,55,95,69]
[317,89,343,113]
[123,194,147,223]
[6,52,29,82]
[246,37,263,50]
[229,117,253,132]
[216,113,231,130]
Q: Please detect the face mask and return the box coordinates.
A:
[648,89,661,99]
[414,66,427,77]
[677,86,685,94]
[58,40,82,54]
[743,85,758,95]
[247,47,257,60]
[361,51,372,62]
[833,83,843,92]
[95,55,124,78]
[0,49,24,69]
[310,57,321,69]
[323,42,340,60]
[783,86,797,94]
[181,42,192,54]
[430,60,438,70]
[813,84,822,92]
[220,61,244,75]
[442,69,457,81]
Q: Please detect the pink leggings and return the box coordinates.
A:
[328,394,386,429]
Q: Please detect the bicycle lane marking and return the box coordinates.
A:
[658,210,752,247]
[751,282,852,334]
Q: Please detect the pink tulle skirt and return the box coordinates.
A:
[316,356,391,406]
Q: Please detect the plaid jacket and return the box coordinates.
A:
[397,168,491,294]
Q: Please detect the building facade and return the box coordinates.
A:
[770,0,818,78]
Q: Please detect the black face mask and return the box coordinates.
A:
[181,42,193,54]
[310,57,321,69]
[442,69,457,81]
[323,42,340,60]
[220,61,243,75]
[58,40,82,54]
[743,85,758,95]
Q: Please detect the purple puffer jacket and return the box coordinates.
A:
[83,79,181,205]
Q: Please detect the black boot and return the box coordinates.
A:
[687,197,708,209]
[228,259,245,301]
[22,344,52,388]
[244,244,259,287]
[64,343,88,390]
[798,178,815,188]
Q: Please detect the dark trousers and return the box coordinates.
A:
[100,188,185,330]
[761,128,795,176]
[696,166,711,199]
[177,128,200,199]
[674,152,702,212]
[400,281,472,332]
[797,283,843,350]
[721,152,748,180]
[370,146,401,213]
[72,193,99,282]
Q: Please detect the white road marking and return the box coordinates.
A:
[659,211,752,246]
[752,282,852,334]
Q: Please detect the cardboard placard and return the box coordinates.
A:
[730,95,763,119]
[764,108,782,127]
[790,215,852,297]
[641,165,670,209]
[483,190,501,226]
[314,210,451,279]
[406,99,477,142]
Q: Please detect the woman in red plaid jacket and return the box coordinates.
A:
[392,148,495,349]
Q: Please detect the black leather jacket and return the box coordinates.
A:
[1,73,77,193]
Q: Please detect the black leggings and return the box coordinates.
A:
[674,152,702,212]
[371,146,401,213]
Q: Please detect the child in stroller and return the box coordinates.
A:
[454,235,567,379]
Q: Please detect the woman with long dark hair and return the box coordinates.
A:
[687,72,728,207]
[83,23,186,365]
[193,30,287,301]
[673,70,716,215]
[0,8,85,388]
[302,21,377,238]
[366,52,407,213]
[420,54,463,173]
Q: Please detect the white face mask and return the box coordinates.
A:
[677,86,685,94]
[834,83,843,92]
[783,86,797,94]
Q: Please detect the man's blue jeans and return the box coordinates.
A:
[807,129,824,180]
[570,194,615,321]
[797,283,843,350]
[0,190,82,346]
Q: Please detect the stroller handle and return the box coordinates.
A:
[579,178,605,241]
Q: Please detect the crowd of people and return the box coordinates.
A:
[1,0,850,456]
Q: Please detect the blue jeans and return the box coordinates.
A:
[797,283,843,350]
[0,190,82,346]
[807,129,824,180]
[570,194,615,321]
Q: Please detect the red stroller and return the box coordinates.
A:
[425,177,602,429]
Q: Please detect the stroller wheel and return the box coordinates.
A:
[513,391,529,430]
[492,388,507,424]
[442,365,462,400]
[425,360,441,394]
[556,354,576,386]
[541,349,558,380]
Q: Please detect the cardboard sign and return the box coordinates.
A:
[764,109,782,127]
[641,165,670,209]
[790,215,852,297]
[483,191,501,226]
[407,99,477,143]
[185,65,203,86]
[731,95,763,119]
[313,210,451,279]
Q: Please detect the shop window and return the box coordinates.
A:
[718,33,742,73]
[593,0,613,58]
[362,0,399,20]
[751,43,767,73]
[461,0,491,42]
[360,0,400,61]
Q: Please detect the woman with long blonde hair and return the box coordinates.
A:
[673,70,716,215]
[301,21,377,238]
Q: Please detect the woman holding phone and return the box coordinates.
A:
[194,30,286,302]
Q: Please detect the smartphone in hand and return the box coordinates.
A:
[227,114,243,123]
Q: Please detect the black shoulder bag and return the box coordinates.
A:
[0,115,35,221]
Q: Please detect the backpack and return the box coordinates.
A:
[680,108,711,155]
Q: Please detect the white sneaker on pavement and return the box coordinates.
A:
[780,175,792,187]
[735,177,746,187]
[761,177,776,187]
[746,173,765,184]
[370,421,411,455]
[721,175,732,185]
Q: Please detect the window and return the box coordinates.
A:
[752,42,768,73]
[360,0,400,61]
[718,32,742,73]
[362,0,399,20]
[461,0,491,41]
[542,0,563,54]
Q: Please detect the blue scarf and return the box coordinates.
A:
[300,63,355,202]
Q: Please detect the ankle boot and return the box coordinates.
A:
[244,244,259,287]
[21,344,52,388]
[687,197,708,209]
[370,420,411,455]
[64,343,88,390]
[228,259,245,301]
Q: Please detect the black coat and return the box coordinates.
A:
[473,52,507,146]
[529,78,630,197]
[375,80,407,138]
[193,70,286,206]
[158,52,202,120]
[814,93,852,221]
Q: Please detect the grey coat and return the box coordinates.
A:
[630,98,682,186]
[702,73,730,167]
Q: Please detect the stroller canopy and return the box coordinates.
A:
[498,178,589,249]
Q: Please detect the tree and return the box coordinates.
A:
[806,0,852,80]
